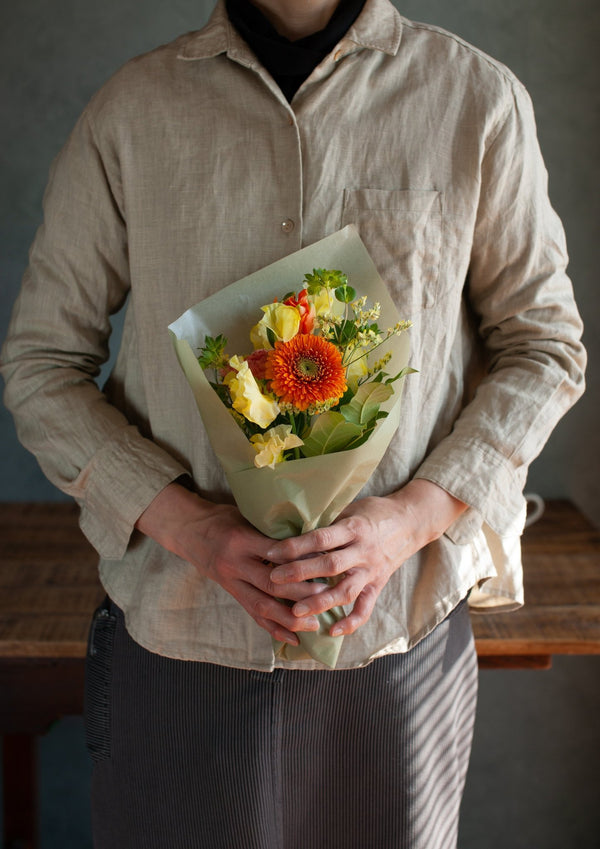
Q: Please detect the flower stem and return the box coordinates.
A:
[288,411,301,459]
[343,331,399,368]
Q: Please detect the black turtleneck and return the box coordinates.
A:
[225,0,367,101]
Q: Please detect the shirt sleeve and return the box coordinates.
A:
[414,79,586,544]
[0,106,189,559]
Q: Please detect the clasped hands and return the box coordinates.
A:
[136,478,466,648]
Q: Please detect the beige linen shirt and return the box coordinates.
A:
[1,0,585,669]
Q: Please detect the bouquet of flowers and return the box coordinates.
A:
[169,226,414,667]
[198,267,412,469]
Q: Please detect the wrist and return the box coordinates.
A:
[135,481,210,556]
[389,479,468,545]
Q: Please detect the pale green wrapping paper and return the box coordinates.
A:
[168,225,411,668]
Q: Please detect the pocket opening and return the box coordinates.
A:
[84,601,117,763]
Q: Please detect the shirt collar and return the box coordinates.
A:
[176,0,403,63]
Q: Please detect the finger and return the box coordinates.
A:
[254,616,300,647]
[268,580,330,602]
[290,570,365,617]
[329,584,380,636]
[270,546,353,584]
[246,560,328,601]
[266,522,356,564]
[239,583,321,634]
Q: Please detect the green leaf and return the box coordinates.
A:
[336,319,358,345]
[303,268,348,294]
[197,334,228,369]
[340,381,394,426]
[341,418,383,450]
[334,284,356,303]
[384,366,419,384]
[266,326,277,348]
[300,412,364,456]
[208,381,231,405]
[334,386,355,408]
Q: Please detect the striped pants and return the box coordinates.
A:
[85,598,477,848]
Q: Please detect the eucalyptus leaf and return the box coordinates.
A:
[301,412,364,456]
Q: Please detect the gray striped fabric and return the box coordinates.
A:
[86,598,477,848]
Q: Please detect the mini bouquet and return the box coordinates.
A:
[169,226,415,667]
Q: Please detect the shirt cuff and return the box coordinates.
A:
[413,435,526,545]
[71,426,189,560]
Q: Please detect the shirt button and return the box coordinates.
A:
[281,218,295,233]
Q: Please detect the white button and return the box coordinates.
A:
[281,219,295,233]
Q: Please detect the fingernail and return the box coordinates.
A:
[294,603,310,616]
[330,625,343,636]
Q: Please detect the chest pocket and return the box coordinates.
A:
[341,188,443,312]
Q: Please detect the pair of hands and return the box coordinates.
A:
[136,479,466,647]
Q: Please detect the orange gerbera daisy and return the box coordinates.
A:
[266,334,347,411]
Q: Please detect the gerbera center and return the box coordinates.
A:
[296,357,321,380]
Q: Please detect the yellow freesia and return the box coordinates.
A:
[250,303,300,350]
[346,355,369,391]
[250,424,304,469]
[224,357,280,428]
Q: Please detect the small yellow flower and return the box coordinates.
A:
[224,356,280,428]
[250,303,300,350]
[372,352,392,373]
[250,424,304,469]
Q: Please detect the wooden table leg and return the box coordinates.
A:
[0,658,87,849]
[3,733,37,849]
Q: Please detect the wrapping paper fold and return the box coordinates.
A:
[169,225,411,667]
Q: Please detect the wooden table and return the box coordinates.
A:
[473,499,600,669]
[1,499,599,847]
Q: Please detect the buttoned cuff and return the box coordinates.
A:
[413,436,527,545]
[72,426,189,560]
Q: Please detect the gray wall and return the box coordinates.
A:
[1,0,598,523]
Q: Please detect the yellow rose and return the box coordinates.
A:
[346,355,369,392]
[250,424,304,469]
[250,303,300,350]
[224,357,280,428]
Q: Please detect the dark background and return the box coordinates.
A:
[1,1,598,845]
